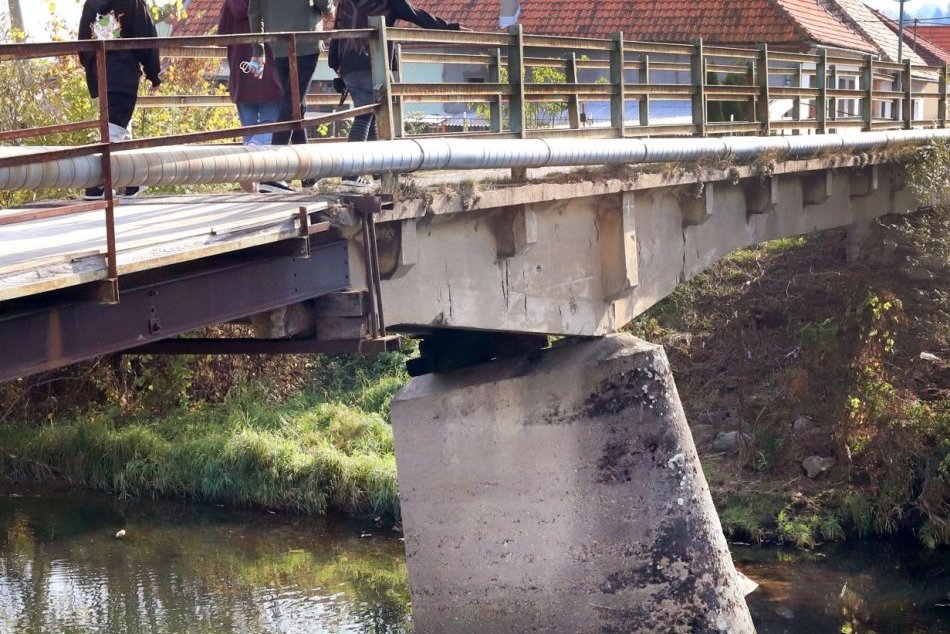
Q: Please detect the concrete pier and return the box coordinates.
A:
[391,334,755,633]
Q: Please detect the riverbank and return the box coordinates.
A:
[0,350,409,519]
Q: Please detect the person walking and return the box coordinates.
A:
[78,0,161,200]
[329,0,464,191]
[248,0,335,193]
[217,0,284,193]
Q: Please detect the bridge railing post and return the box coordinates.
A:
[745,59,755,129]
[610,32,626,138]
[507,24,527,181]
[287,34,305,143]
[755,43,770,136]
[903,58,914,130]
[489,48,505,133]
[792,61,802,134]
[862,54,874,132]
[830,63,838,127]
[640,54,650,128]
[940,64,949,128]
[565,52,581,130]
[368,17,397,193]
[95,40,118,303]
[392,43,405,138]
[691,37,706,136]
[816,49,827,134]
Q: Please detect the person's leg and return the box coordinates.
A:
[338,71,380,190]
[107,91,136,133]
[291,54,318,145]
[272,54,318,146]
[272,57,293,146]
[239,102,279,146]
[235,102,261,192]
[343,70,376,143]
[85,92,137,199]
[256,101,281,144]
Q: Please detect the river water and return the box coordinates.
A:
[1,488,948,633]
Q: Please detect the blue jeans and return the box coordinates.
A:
[236,101,281,145]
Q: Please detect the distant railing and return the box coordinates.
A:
[375,21,949,139]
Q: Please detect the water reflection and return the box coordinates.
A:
[735,541,950,633]
[0,488,410,633]
[2,488,949,633]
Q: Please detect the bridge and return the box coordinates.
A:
[0,22,946,632]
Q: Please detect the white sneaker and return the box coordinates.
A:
[259,180,296,194]
[340,176,378,193]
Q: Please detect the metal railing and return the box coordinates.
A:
[0,28,376,303]
[376,22,949,139]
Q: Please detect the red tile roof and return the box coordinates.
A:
[413,0,500,32]
[413,0,875,53]
[872,9,950,65]
[912,25,950,55]
[173,0,221,36]
[171,0,875,54]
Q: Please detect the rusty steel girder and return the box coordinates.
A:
[0,241,349,383]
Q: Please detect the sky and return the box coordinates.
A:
[13,1,950,41]
[22,1,84,39]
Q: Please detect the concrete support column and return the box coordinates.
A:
[392,334,755,633]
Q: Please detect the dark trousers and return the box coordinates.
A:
[343,70,378,143]
[273,54,318,146]
[107,91,137,129]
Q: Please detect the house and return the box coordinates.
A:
[407,1,885,127]
[908,24,950,56]
[872,11,950,67]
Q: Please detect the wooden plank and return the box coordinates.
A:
[0,196,335,301]
[0,198,329,272]
[0,218,304,302]
[0,249,101,277]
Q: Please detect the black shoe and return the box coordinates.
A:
[83,186,105,200]
[259,180,296,194]
[301,177,318,188]
[118,185,146,198]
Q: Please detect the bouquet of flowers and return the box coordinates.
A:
[91,11,123,40]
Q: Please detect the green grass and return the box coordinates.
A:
[0,351,412,520]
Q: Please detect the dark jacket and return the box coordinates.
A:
[329,0,460,76]
[78,0,161,98]
[218,0,283,104]
[248,0,333,58]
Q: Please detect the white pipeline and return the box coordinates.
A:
[0,129,947,191]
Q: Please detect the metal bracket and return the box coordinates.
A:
[344,195,388,337]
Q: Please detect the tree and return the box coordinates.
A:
[7,0,22,33]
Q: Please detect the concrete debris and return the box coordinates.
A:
[792,416,816,434]
[712,430,750,452]
[920,352,942,363]
[803,456,837,479]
